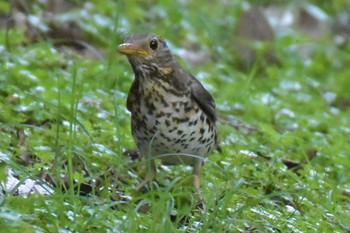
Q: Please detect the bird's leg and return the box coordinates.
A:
[193,158,205,204]
[136,159,156,190]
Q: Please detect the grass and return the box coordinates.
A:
[1,0,350,232]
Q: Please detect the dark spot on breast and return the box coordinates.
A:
[160,133,172,142]
[200,114,205,123]
[184,102,192,112]
[185,106,192,112]
[200,139,206,144]
[206,118,211,125]
[175,117,189,123]
[169,127,177,133]
[161,98,169,107]
[175,138,181,144]
[150,127,157,134]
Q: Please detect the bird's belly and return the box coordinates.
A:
[131,103,216,165]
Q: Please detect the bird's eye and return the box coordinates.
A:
[149,39,158,50]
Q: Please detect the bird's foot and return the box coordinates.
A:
[136,162,156,191]
[193,174,206,212]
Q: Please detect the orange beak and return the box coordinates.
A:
[117,43,148,56]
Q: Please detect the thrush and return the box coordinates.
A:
[117,33,217,192]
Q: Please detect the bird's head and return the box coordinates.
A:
[117,33,174,74]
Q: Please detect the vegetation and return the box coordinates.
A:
[0,1,349,232]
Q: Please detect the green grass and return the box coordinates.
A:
[1,1,350,232]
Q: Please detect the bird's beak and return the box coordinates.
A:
[117,43,148,56]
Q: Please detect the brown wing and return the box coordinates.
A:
[189,75,216,122]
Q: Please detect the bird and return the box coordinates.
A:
[117,33,217,193]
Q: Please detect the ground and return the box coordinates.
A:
[0,1,350,232]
